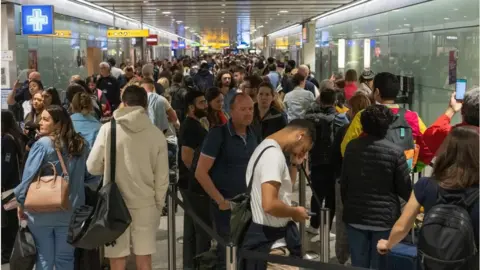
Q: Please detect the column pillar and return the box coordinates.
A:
[1,3,18,109]
[301,22,316,71]
[262,35,269,58]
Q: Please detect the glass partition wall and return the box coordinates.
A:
[315,0,479,125]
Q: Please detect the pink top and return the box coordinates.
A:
[344,82,358,100]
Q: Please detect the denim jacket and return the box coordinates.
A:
[14,136,94,227]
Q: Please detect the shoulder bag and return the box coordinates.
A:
[229,145,275,246]
[24,149,70,212]
[67,118,132,249]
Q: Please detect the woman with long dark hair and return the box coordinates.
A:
[377,126,479,268]
[252,82,287,142]
[205,87,228,128]
[42,87,62,107]
[1,110,25,264]
[14,105,92,270]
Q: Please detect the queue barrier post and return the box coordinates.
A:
[167,183,177,270]
[320,208,331,263]
[226,244,238,270]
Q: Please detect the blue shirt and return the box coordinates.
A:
[201,120,258,198]
[223,88,237,114]
[14,136,95,227]
[267,71,280,89]
[147,92,169,132]
[71,113,101,149]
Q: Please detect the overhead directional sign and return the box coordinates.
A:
[29,30,72,38]
[107,29,149,38]
[21,5,54,35]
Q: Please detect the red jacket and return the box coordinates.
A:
[423,114,469,155]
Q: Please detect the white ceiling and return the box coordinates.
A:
[84,0,356,41]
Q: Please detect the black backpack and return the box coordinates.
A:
[418,188,479,270]
[385,108,416,171]
[305,109,340,165]
[169,86,188,122]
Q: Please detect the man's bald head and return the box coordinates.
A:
[29,71,41,81]
[298,65,310,77]
[230,93,254,126]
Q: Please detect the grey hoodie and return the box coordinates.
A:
[87,106,169,209]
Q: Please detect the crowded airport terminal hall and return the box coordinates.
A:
[1,0,479,269]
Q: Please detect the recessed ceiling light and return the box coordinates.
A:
[143,0,148,3]
[257,25,264,28]
[464,15,467,18]
[222,4,226,6]
[177,20,183,23]
[279,10,288,13]
[156,8,160,11]
[404,24,410,26]
[221,11,225,14]
[222,17,225,19]
[162,11,171,14]
[375,28,380,31]
[270,18,273,20]
[453,8,459,11]
[353,31,358,33]
[185,26,190,29]
[444,17,450,20]
[265,22,268,24]
[277,13,280,16]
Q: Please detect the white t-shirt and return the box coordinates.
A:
[246,139,292,247]
[247,139,292,227]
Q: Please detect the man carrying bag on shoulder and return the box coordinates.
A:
[86,85,169,270]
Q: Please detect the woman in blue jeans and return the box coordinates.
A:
[340,105,412,269]
[14,105,93,270]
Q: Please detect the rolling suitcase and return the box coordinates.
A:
[380,243,418,270]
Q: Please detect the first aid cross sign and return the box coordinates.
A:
[21,5,54,35]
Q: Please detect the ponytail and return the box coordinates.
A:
[71,92,93,115]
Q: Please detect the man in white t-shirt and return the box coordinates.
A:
[242,119,316,269]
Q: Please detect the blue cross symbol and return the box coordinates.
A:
[26,9,49,32]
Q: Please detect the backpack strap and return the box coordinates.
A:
[464,189,479,208]
[110,118,117,184]
[246,146,276,194]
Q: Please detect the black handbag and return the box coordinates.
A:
[229,145,275,246]
[67,118,132,249]
[10,226,36,270]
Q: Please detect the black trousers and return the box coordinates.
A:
[310,164,336,230]
[1,209,18,264]
[180,189,212,270]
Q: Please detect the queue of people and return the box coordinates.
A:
[1,53,478,270]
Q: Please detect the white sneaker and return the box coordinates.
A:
[306,226,319,235]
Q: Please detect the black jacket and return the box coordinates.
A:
[252,104,287,143]
[96,75,120,110]
[193,69,214,92]
[168,84,188,122]
[341,136,412,228]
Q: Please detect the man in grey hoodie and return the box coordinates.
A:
[87,85,169,270]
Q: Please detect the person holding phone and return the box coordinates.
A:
[241,119,316,270]
[423,87,479,155]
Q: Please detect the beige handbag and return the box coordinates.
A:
[24,150,70,212]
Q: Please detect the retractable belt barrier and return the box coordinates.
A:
[166,184,366,270]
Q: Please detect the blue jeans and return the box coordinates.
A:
[29,225,75,270]
[346,224,389,269]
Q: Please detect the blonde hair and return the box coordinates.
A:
[71,92,93,115]
[158,77,170,90]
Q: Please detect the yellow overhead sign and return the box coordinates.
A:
[107,29,149,38]
[30,30,72,38]
[53,30,72,37]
